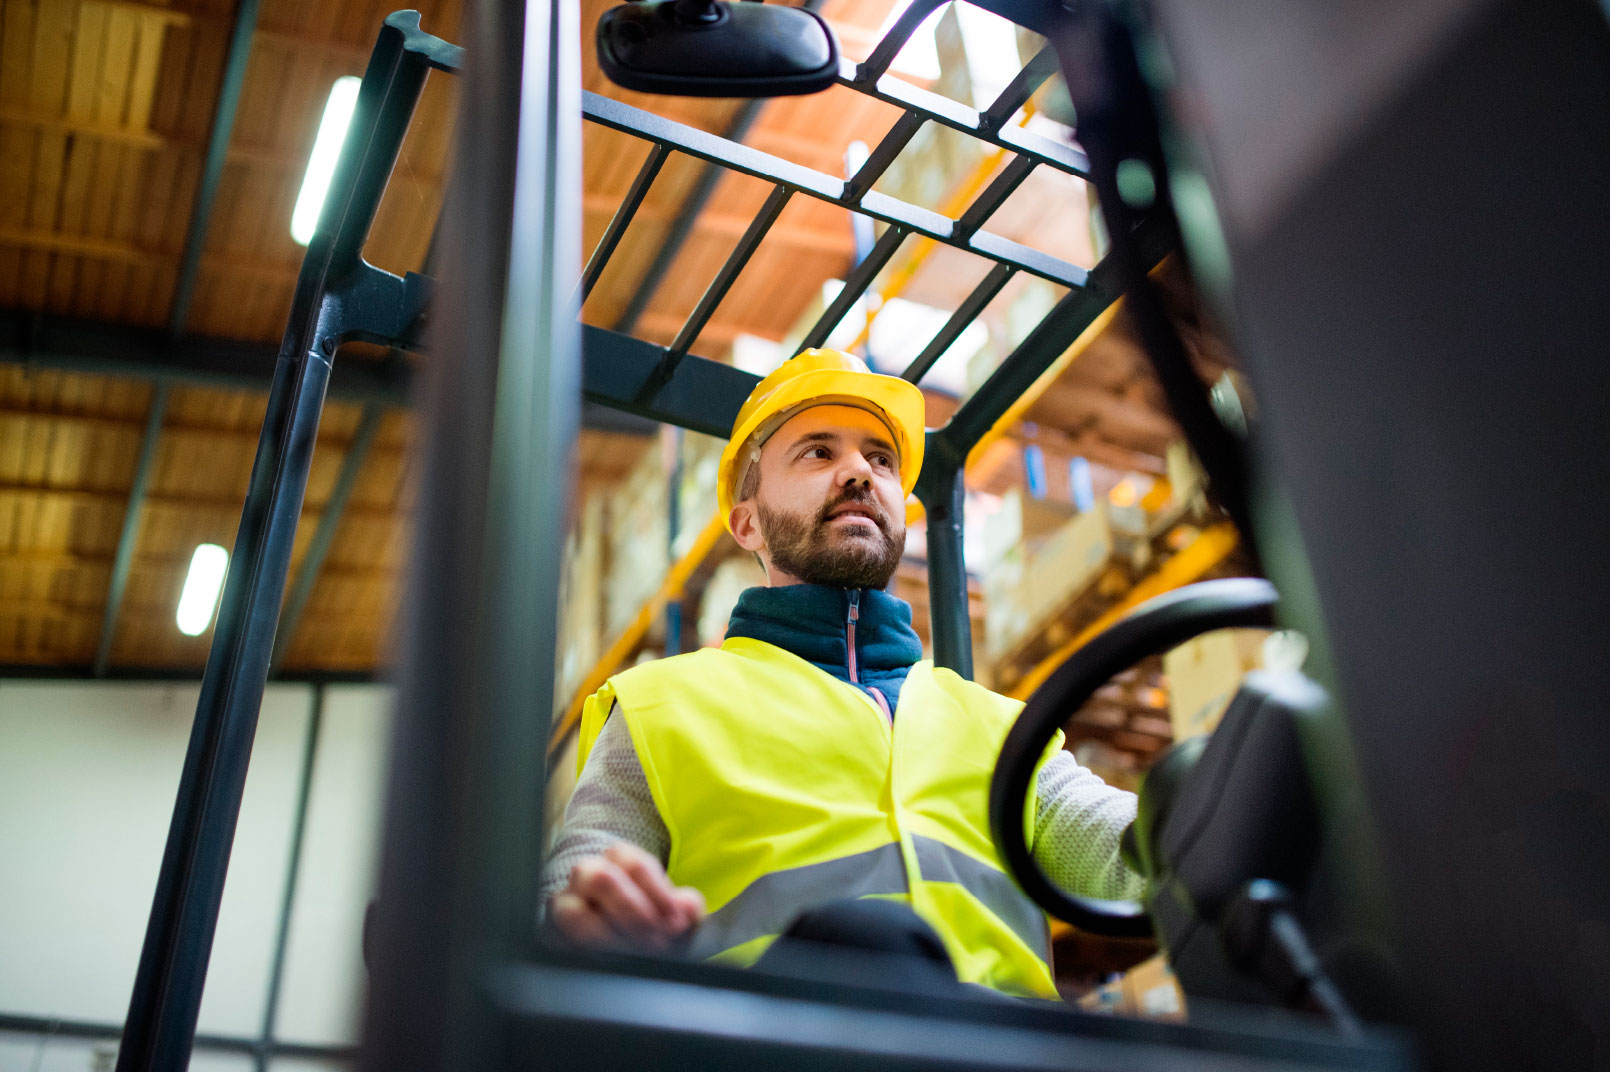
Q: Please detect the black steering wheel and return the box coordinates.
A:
[988,577,1279,938]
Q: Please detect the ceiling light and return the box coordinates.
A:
[291,76,362,246]
[177,544,229,637]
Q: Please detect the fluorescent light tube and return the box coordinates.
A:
[177,544,229,637]
[291,75,362,246]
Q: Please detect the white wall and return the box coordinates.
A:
[0,680,394,1070]
[272,686,392,1047]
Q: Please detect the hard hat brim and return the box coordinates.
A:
[718,367,926,524]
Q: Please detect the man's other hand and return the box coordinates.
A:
[549,842,706,949]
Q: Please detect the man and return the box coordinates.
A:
[541,349,1142,998]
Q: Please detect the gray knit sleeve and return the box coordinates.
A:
[1031,751,1146,901]
[539,703,671,909]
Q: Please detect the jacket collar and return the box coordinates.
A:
[725,583,923,679]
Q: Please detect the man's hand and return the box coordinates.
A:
[549,842,705,949]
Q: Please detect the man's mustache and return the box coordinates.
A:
[814,485,890,533]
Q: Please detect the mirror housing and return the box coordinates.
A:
[597,0,839,98]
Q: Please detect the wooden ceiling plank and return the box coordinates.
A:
[123,11,166,130]
[30,0,72,114]
[178,17,225,143]
[85,140,124,239]
[45,252,76,314]
[148,19,191,135]
[160,148,201,261]
[337,0,389,51]
[74,257,106,317]
[95,260,127,322]
[43,123,94,239]
[18,248,49,307]
[0,248,21,308]
[98,5,141,126]
[0,128,34,231]
[107,140,144,247]
[27,129,66,232]
[66,1,109,122]
[304,0,345,51]
[1,0,35,107]
[133,146,176,249]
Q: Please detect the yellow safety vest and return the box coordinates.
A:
[577,636,1061,998]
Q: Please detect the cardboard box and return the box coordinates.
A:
[604,440,671,638]
[555,492,606,712]
[1077,955,1186,1020]
[981,500,1112,659]
[1163,627,1309,740]
[673,431,724,559]
[977,487,1076,571]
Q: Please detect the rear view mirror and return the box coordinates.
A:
[597,0,839,98]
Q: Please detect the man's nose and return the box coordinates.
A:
[838,451,873,486]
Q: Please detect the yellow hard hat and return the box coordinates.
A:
[717,348,926,528]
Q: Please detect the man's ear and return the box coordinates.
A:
[729,501,765,553]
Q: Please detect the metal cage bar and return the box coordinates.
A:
[581,92,1087,288]
[581,142,671,301]
[900,262,1015,383]
[845,111,925,204]
[954,154,1037,241]
[841,65,1090,179]
[798,224,908,351]
[855,0,949,84]
[981,45,1058,130]
[667,184,793,360]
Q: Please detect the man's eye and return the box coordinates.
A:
[805,446,831,459]
[870,453,894,468]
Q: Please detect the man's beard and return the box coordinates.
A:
[758,484,905,589]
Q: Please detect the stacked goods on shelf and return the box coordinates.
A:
[697,556,768,649]
[965,279,1060,396]
[879,6,1001,215]
[978,489,1114,664]
[673,431,726,560]
[978,440,1216,692]
[1164,627,1309,741]
[554,491,606,715]
[603,434,672,639]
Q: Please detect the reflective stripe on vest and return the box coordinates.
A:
[687,843,908,960]
[684,838,1052,964]
[578,637,1062,998]
[912,836,1050,961]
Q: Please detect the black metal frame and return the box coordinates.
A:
[108,1,1393,1070]
[113,14,461,1072]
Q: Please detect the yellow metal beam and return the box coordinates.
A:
[549,510,729,751]
[1006,522,1240,702]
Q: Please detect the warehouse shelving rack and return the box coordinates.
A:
[109,2,1402,1071]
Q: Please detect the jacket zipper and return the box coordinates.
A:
[846,589,893,722]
